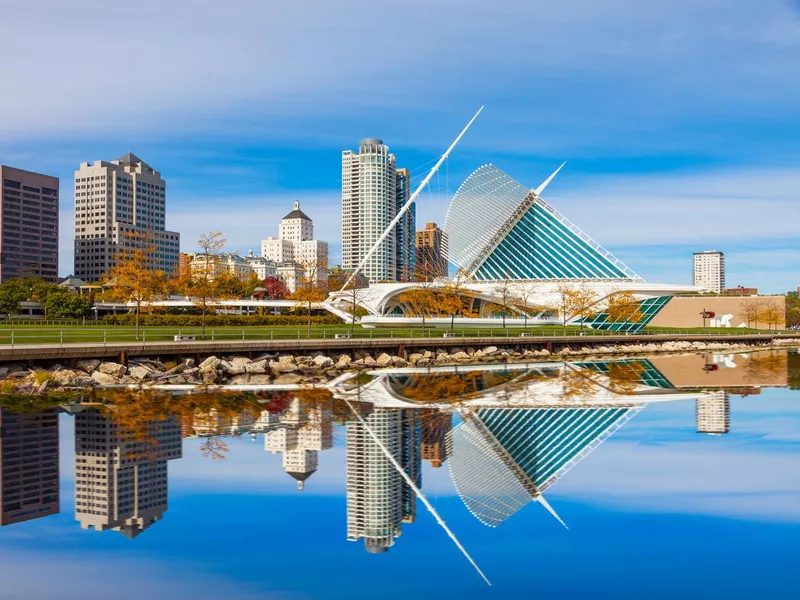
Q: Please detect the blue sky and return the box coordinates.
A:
[2,0,800,292]
[0,388,798,598]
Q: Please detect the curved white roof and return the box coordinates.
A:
[443,164,530,271]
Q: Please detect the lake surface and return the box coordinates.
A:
[0,350,798,599]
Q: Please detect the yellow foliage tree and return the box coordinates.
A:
[104,231,166,338]
[605,290,645,331]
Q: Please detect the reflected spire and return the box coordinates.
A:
[536,495,568,530]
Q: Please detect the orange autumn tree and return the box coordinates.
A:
[605,290,645,331]
[104,231,166,339]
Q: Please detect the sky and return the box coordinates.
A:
[1,0,800,292]
[0,386,798,599]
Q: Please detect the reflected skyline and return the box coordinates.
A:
[0,350,794,554]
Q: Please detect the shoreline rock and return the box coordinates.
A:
[0,337,797,394]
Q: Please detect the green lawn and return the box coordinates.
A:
[0,323,791,345]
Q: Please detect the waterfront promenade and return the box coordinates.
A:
[0,331,794,362]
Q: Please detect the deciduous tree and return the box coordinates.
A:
[104,232,166,338]
[605,290,645,331]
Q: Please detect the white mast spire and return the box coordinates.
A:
[341,106,484,291]
[533,161,566,196]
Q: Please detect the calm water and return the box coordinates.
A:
[0,350,798,599]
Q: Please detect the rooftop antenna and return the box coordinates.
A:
[341,106,484,291]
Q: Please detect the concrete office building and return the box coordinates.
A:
[415,222,448,278]
[73,153,180,282]
[0,166,59,283]
[693,250,725,293]
[0,409,59,526]
[343,139,413,283]
[74,410,182,538]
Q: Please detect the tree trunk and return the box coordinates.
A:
[307,302,311,338]
[135,302,141,340]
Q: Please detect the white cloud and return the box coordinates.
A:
[2,0,800,143]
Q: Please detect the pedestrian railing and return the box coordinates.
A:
[0,326,796,348]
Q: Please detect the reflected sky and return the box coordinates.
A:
[0,351,798,599]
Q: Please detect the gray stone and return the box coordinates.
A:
[99,362,127,378]
[182,357,196,368]
[199,356,221,370]
[278,355,296,364]
[408,353,423,365]
[270,360,298,373]
[230,357,251,367]
[362,355,378,367]
[91,371,116,385]
[336,354,352,366]
[390,356,407,367]
[452,351,471,361]
[75,359,100,374]
[51,369,81,386]
[539,349,551,356]
[128,365,151,381]
[245,360,268,373]
[168,376,187,385]
[312,355,334,368]
[375,353,393,366]
[483,346,498,356]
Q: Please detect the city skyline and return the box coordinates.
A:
[1,2,799,292]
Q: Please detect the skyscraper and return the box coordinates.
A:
[0,408,60,526]
[693,250,725,293]
[74,410,182,538]
[346,408,404,553]
[0,166,59,283]
[415,222,448,278]
[342,139,401,283]
[400,409,421,524]
[395,168,416,281]
[73,153,180,282]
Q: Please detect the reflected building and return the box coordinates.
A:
[74,410,182,538]
[264,399,333,490]
[346,408,422,553]
[400,409,421,524]
[696,392,730,435]
[420,409,452,468]
[191,409,256,437]
[0,409,60,526]
[449,406,639,527]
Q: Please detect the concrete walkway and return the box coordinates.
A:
[0,333,791,362]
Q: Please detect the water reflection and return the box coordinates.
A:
[0,350,795,559]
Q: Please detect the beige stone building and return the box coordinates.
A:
[73,153,180,282]
[189,252,253,282]
[74,409,182,538]
[0,166,59,283]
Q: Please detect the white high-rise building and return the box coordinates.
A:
[693,250,725,293]
[346,408,404,553]
[73,153,180,282]
[342,139,402,283]
[261,201,328,290]
[696,393,730,435]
